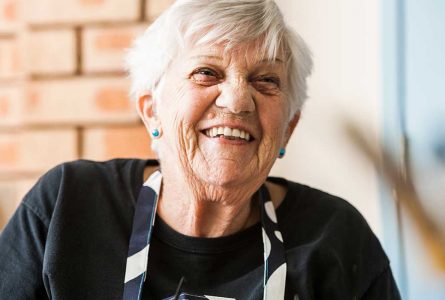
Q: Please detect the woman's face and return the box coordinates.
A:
[148,41,298,189]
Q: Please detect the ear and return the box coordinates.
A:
[283,111,301,146]
[137,94,162,136]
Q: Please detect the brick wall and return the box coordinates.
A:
[0,0,175,229]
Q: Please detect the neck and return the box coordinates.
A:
[157,174,261,237]
[143,164,287,238]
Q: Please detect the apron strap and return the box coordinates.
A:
[259,185,287,300]
[123,171,161,300]
[123,172,286,300]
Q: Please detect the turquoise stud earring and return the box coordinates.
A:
[279,148,286,158]
[151,128,160,138]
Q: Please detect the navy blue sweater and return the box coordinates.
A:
[0,159,400,299]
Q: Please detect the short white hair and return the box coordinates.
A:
[126,0,313,117]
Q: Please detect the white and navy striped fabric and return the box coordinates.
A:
[123,171,162,300]
[122,171,286,300]
[259,185,287,300]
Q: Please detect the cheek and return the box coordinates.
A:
[252,103,288,168]
[165,85,219,126]
[182,88,218,123]
[259,99,289,143]
[158,85,220,155]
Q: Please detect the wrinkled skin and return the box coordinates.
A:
[138,41,300,237]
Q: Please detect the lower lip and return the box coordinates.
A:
[200,132,252,145]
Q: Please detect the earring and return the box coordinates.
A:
[279,148,286,158]
[151,128,161,138]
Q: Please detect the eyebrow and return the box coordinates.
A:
[189,55,284,64]
[259,58,284,64]
[189,55,223,61]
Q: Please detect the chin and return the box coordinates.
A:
[197,160,251,188]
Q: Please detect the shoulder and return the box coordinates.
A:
[21,159,150,226]
[279,178,383,253]
[25,158,147,195]
[51,158,147,179]
[33,158,149,186]
[273,177,370,235]
[289,181,384,260]
[272,178,395,298]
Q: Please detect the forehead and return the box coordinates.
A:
[180,40,284,67]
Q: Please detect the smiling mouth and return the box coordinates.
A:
[202,126,253,142]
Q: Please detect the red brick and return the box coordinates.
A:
[0,129,78,174]
[2,0,17,20]
[25,77,139,125]
[145,0,175,21]
[0,38,23,79]
[25,0,139,25]
[0,137,19,166]
[95,88,131,112]
[0,178,37,229]
[82,25,147,73]
[0,86,23,127]
[0,181,19,229]
[0,0,21,33]
[82,125,156,160]
[26,29,77,75]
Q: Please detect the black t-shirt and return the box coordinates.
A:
[0,159,400,299]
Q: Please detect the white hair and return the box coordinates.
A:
[126,0,313,117]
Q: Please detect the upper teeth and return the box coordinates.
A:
[205,127,251,141]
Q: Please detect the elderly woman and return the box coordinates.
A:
[0,0,400,299]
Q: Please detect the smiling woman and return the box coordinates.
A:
[0,0,400,299]
[143,43,294,212]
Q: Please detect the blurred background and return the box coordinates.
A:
[0,0,444,298]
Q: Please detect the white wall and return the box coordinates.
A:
[271,0,383,236]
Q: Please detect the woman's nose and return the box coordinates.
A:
[215,80,255,114]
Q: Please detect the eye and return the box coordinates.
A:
[258,76,280,85]
[252,75,281,94]
[191,67,221,85]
